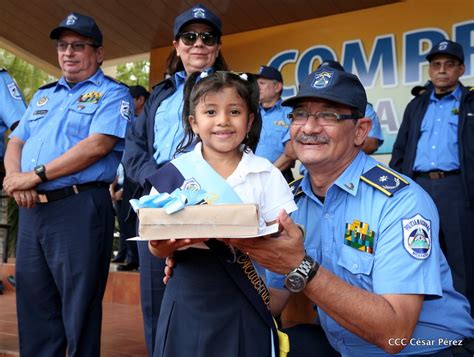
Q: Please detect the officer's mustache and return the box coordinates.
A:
[295,134,330,144]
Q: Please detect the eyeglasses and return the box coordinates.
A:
[56,40,97,52]
[288,111,360,126]
[178,31,218,46]
[429,60,461,70]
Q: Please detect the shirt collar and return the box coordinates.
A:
[174,70,187,86]
[300,151,369,200]
[429,83,462,102]
[57,69,104,90]
[192,142,273,177]
[261,98,283,112]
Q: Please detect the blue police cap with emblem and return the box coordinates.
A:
[50,12,103,46]
[282,68,367,115]
[426,39,464,64]
[174,3,222,37]
[256,65,283,83]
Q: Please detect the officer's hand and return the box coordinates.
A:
[148,238,209,258]
[225,210,305,275]
[163,256,175,285]
[3,172,39,195]
[13,189,38,209]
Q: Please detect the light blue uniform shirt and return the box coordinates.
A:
[0,70,26,158]
[255,99,292,163]
[413,85,461,172]
[268,152,473,356]
[365,103,384,143]
[153,71,188,165]
[11,69,131,190]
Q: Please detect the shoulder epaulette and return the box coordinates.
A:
[289,177,304,202]
[360,164,409,197]
[39,81,58,89]
[104,75,129,87]
[0,68,5,72]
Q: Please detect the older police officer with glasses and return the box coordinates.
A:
[228,68,474,356]
[123,3,229,355]
[3,12,132,357]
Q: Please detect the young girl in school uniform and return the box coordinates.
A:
[146,71,297,357]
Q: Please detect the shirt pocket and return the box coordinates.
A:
[447,113,459,127]
[67,104,98,138]
[337,244,375,290]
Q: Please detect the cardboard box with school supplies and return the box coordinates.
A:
[137,203,270,240]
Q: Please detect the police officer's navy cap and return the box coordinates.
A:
[426,40,464,63]
[257,65,283,83]
[50,12,103,46]
[282,68,367,115]
[318,60,345,72]
[174,4,222,37]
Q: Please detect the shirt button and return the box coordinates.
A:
[434,132,438,135]
[431,162,435,166]
[432,145,436,149]
[352,264,358,270]
[324,213,330,219]
[31,159,35,163]
[437,119,441,122]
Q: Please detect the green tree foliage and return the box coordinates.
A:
[0,48,56,104]
[115,60,150,88]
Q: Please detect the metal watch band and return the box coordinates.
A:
[296,254,318,283]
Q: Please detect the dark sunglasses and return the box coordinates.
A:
[178,31,219,46]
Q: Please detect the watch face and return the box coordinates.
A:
[285,273,305,292]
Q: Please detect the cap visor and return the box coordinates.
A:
[282,92,360,111]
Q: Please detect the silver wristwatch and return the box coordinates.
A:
[284,254,319,293]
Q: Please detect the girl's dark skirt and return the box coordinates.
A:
[153,248,272,357]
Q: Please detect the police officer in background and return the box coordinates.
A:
[129,85,149,117]
[390,40,474,316]
[110,85,149,270]
[229,68,474,355]
[3,12,132,356]
[255,65,295,182]
[0,69,25,184]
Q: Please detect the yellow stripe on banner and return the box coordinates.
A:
[360,176,393,197]
[376,165,409,184]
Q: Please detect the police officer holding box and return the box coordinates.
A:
[230,67,474,356]
[3,12,132,356]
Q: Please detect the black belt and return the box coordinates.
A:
[414,170,460,180]
[37,181,109,203]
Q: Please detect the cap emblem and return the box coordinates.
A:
[193,8,206,19]
[66,14,77,25]
[438,41,448,50]
[311,70,334,89]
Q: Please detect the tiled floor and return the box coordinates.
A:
[0,266,147,357]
